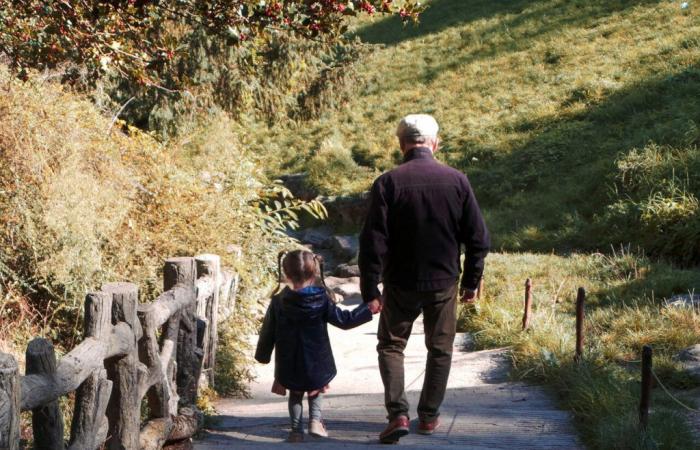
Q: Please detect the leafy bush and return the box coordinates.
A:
[305,134,374,195]
[0,66,323,376]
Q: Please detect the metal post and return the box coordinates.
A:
[575,287,585,362]
[640,345,653,430]
[522,278,533,330]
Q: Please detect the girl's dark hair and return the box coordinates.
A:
[282,250,317,285]
[273,249,334,300]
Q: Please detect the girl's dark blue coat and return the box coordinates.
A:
[255,286,372,392]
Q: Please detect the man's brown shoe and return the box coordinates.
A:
[379,415,409,444]
[417,418,440,435]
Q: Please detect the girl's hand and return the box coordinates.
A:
[367,298,383,314]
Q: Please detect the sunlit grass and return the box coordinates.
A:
[462,252,700,448]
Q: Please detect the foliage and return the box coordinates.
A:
[0,65,323,355]
[305,134,374,195]
[0,0,424,89]
[460,252,700,449]
[244,0,700,265]
[103,31,372,137]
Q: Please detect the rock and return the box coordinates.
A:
[666,294,700,308]
[279,173,317,201]
[333,282,361,299]
[335,264,360,278]
[676,344,700,381]
[321,193,370,228]
[300,227,334,247]
[325,235,359,261]
[323,276,350,290]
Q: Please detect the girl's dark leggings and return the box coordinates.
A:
[288,391,322,432]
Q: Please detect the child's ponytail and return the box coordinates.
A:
[271,250,288,298]
[314,254,337,303]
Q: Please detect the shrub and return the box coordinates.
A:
[305,134,375,195]
[0,66,323,387]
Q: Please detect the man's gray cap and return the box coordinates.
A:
[396,114,440,139]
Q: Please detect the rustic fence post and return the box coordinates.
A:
[164,258,198,406]
[69,292,113,450]
[195,254,221,388]
[26,338,63,450]
[102,282,141,450]
[575,287,585,363]
[522,278,533,330]
[0,353,20,450]
[640,345,653,430]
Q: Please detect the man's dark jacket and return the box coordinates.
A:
[359,147,490,303]
[255,286,372,391]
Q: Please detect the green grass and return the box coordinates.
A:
[232,2,700,446]
[462,251,700,449]
[244,0,700,260]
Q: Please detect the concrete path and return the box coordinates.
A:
[194,283,582,449]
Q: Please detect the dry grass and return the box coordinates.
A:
[462,251,700,448]
[0,66,297,381]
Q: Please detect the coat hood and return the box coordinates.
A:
[279,286,328,320]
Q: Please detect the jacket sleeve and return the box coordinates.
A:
[359,177,390,303]
[460,178,491,291]
[254,298,277,364]
[326,301,373,330]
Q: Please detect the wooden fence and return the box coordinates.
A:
[0,254,238,450]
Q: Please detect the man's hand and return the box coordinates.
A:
[367,298,383,314]
[459,288,477,304]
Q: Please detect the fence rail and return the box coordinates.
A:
[0,253,236,450]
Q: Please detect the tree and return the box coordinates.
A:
[0,1,424,89]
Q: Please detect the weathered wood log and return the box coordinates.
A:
[84,292,113,340]
[69,292,114,450]
[167,408,200,441]
[0,353,20,450]
[68,369,112,450]
[103,282,141,450]
[104,282,142,341]
[194,278,215,319]
[22,322,134,411]
[218,270,236,321]
[138,407,199,450]
[26,338,64,450]
[196,254,220,388]
[162,440,192,450]
[148,286,197,329]
[139,418,173,450]
[137,303,176,419]
[161,313,181,415]
[164,257,196,290]
[164,258,198,407]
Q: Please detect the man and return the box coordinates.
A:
[360,114,490,444]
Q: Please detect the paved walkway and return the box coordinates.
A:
[194,283,582,449]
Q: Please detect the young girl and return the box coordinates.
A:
[255,249,374,442]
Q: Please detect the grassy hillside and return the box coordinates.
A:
[236,1,700,448]
[250,0,700,262]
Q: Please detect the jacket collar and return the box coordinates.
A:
[402,147,435,163]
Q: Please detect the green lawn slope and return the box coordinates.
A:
[241,1,700,448]
[255,0,700,263]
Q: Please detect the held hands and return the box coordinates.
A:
[367,298,383,314]
[459,287,477,304]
